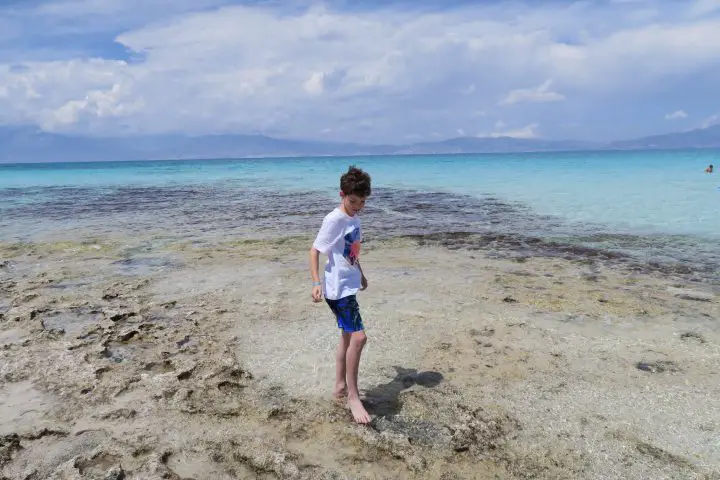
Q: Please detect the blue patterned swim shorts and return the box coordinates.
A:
[325,295,364,333]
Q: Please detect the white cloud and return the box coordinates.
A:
[303,72,325,95]
[499,80,565,106]
[701,114,719,128]
[664,110,688,120]
[26,0,230,35]
[41,82,144,131]
[480,123,540,139]
[2,1,720,142]
[545,20,720,89]
[688,0,720,17]
[303,69,347,95]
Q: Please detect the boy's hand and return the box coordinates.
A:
[312,285,323,302]
[361,275,368,290]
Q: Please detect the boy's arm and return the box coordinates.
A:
[309,247,323,302]
[309,247,321,284]
[357,260,368,290]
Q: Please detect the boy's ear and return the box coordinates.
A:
[339,191,346,198]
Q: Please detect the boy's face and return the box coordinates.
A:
[340,192,367,216]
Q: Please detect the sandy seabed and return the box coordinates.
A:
[0,233,718,480]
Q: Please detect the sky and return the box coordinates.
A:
[1,0,720,144]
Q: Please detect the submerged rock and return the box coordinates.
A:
[104,465,125,480]
[636,360,681,374]
[372,415,453,447]
[680,331,706,344]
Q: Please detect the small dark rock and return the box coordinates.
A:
[15,293,39,304]
[635,441,692,468]
[0,433,22,465]
[506,321,526,327]
[176,335,191,348]
[22,469,40,479]
[107,311,137,322]
[680,332,706,344]
[177,365,196,381]
[118,329,139,342]
[636,360,680,374]
[104,465,125,480]
[40,320,65,336]
[502,296,518,303]
[6,307,45,322]
[100,409,137,421]
[217,381,246,392]
[22,428,68,440]
[678,294,711,302]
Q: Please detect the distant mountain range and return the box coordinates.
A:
[608,124,720,150]
[1,124,719,163]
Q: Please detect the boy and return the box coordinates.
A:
[309,166,372,424]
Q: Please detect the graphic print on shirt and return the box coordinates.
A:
[343,227,361,265]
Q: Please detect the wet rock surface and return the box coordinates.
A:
[0,235,718,479]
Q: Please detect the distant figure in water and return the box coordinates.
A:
[706,164,714,173]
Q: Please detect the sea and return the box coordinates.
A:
[1,149,719,284]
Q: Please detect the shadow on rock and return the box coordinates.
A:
[363,366,443,417]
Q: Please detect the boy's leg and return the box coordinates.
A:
[327,295,371,424]
[346,330,370,424]
[334,332,350,399]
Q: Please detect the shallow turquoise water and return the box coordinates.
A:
[2,150,718,237]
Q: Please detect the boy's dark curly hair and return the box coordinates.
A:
[340,166,371,197]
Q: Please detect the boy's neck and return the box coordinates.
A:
[338,203,354,217]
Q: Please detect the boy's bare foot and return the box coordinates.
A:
[347,396,371,424]
[333,384,347,399]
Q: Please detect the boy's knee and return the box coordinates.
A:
[350,331,367,346]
